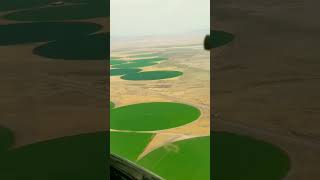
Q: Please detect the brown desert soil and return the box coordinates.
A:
[212,0,320,179]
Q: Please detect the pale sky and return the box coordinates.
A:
[110,0,210,38]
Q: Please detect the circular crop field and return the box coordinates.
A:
[112,61,158,69]
[0,131,107,180]
[138,136,210,180]
[121,71,183,80]
[212,132,290,180]
[110,68,142,76]
[0,22,101,45]
[110,102,200,131]
[110,132,154,161]
[4,1,108,21]
[33,33,108,60]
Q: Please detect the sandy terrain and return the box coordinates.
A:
[0,13,108,147]
[110,44,210,159]
[212,0,320,179]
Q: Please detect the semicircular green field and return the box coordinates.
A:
[4,1,109,21]
[0,131,107,180]
[211,30,235,48]
[33,33,108,60]
[110,102,200,131]
[0,126,14,152]
[110,68,142,76]
[112,61,158,69]
[110,132,154,161]
[121,71,183,80]
[213,132,290,180]
[0,22,101,45]
[138,136,210,180]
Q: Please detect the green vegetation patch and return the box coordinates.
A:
[0,22,101,46]
[110,132,154,162]
[0,0,49,12]
[138,136,210,180]
[0,131,107,180]
[213,132,290,180]
[33,33,108,60]
[4,0,109,21]
[110,60,128,65]
[112,61,158,69]
[0,126,14,152]
[211,30,235,48]
[121,71,183,80]
[110,68,142,76]
[110,102,200,131]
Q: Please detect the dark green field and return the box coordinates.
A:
[33,33,108,60]
[121,71,183,80]
[4,0,108,20]
[0,128,107,180]
[110,56,183,80]
[0,22,101,45]
[212,132,290,180]
[110,68,142,76]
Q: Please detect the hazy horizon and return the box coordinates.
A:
[111,0,210,38]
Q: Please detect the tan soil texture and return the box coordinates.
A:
[0,10,108,147]
[212,0,320,179]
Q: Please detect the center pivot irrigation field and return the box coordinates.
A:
[110,50,210,179]
[110,55,183,80]
[110,41,290,180]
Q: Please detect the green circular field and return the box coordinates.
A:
[213,132,290,180]
[112,61,158,69]
[110,132,154,161]
[138,136,210,180]
[33,33,108,60]
[110,102,200,131]
[0,131,107,180]
[121,71,183,80]
[110,68,142,76]
[4,1,109,21]
[0,22,101,45]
